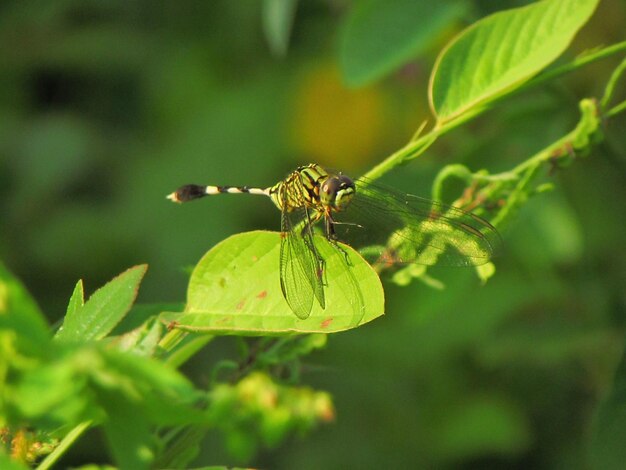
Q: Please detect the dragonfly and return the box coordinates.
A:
[167,163,501,320]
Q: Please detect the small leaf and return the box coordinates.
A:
[262,0,298,57]
[429,0,599,123]
[55,265,148,343]
[161,231,384,335]
[340,0,467,87]
[65,279,85,320]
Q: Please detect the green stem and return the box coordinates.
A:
[607,99,626,117]
[361,107,484,181]
[512,98,600,175]
[159,328,187,352]
[522,40,626,92]
[36,421,91,470]
[601,57,626,108]
[165,334,214,368]
[157,327,214,368]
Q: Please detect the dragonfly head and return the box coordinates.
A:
[320,175,355,211]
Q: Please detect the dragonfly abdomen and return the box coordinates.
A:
[167,184,269,203]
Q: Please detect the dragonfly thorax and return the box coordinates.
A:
[266,164,356,213]
[320,174,355,211]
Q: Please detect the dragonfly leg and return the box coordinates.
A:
[325,214,353,267]
[300,208,327,282]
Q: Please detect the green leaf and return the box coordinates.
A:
[161,231,384,335]
[55,265,148,343]
[0,261,50,352]
[262,0,298,57]
[340,0,467,87]
[429,0,599,123]
[65,279,85,321]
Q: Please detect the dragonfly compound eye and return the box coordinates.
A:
[321,175,355,210]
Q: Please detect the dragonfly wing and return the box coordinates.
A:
[279,205,326,319]
[320,239,366,326]
[332,178,501,267]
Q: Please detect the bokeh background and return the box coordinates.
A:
[1,0,625,468]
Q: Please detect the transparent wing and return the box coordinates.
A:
[279,203,326,320]
[318,239,366,326]
[332,178,502,267]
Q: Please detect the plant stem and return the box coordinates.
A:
[36,421,91,470]
[529,40,626,91]
[362,107,484,181]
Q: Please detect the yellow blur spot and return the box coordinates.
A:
[290,63,385,167]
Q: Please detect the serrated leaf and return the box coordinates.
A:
[429,0,599,123]
[55,265,148,343]
[161,231,384,335]
[340,0,467,87]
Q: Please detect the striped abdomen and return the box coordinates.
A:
[167,184,268,203]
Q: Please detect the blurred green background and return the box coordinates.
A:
[1,0,625,468]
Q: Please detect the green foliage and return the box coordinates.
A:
[1,263,333,468]
[1,1,626,468]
